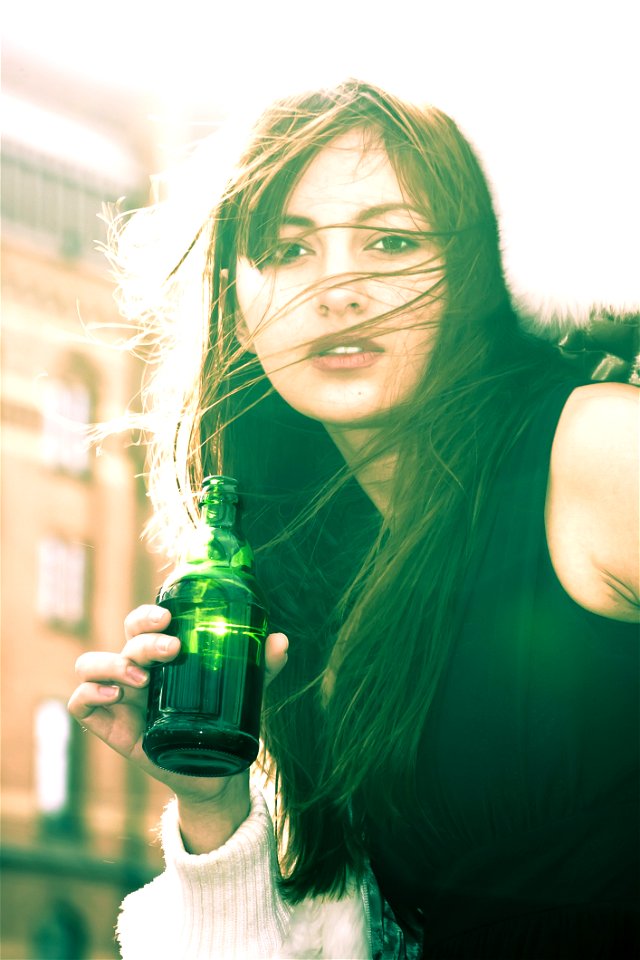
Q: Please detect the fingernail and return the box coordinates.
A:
[158,637,179,654]
[98,684,120,699]
[126,666,149,684]
[150,607,167,623]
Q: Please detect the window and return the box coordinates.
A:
[34,699,73,818]
[1,138,137,265]
[34,698,83,840]
[41,378,91,476]
[37,536,89,631]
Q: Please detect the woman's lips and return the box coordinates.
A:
[308,337,384,371]
[310,350,383,370]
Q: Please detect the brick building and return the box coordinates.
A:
[1,58,175,959]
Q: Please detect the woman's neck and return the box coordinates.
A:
[325,424,396,516]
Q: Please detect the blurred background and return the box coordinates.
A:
[1,2,638,957]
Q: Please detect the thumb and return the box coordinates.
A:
[264,632,288,686]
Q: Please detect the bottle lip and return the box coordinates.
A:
[200,475,238,502]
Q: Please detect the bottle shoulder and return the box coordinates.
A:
[158,566,265,607]
[185,525,255,568]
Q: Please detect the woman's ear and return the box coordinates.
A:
[223,268,255,352]
[235,313,255,352]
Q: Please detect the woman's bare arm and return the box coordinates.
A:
[546,382,639,622]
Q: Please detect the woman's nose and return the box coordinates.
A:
[314,277,369,318]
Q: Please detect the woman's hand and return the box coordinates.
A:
[68,605,288,847]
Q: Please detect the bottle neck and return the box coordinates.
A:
[169,481,250,576]
[201,499,236,529]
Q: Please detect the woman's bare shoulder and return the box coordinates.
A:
[558,380,637,427]
[553,383,638,483]
[546,381,639,622]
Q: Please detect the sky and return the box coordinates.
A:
[3,0,639,318]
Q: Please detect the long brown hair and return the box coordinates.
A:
[109,79,574,900]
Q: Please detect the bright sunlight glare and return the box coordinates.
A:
[3,0,638,317]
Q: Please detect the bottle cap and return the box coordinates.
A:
[200,475,238,503]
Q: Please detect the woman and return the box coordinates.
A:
[68,80,639,958]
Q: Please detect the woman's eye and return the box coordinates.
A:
[369,234,420,255]
[262,241,311,267]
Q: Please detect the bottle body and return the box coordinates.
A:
[142,478,267,777]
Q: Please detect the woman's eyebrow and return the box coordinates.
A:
[354,203,425,224]
[281,204,426,229]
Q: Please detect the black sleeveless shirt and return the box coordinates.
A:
[367,384,639,958]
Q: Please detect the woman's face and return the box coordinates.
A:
[234,128,443,429]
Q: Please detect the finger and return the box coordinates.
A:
[68,681,123,722]
[121,632,182,666]
[75,652,150,688]
[67,683,144,762]
[265,632,288,685]
[124,604,171,642]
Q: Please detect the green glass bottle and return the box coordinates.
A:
[142,476,267,777]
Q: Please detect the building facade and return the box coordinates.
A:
[1,64,174,960]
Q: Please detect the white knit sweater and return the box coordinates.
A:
[116,785,370,959]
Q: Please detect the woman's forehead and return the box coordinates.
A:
[283,128,412,222]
